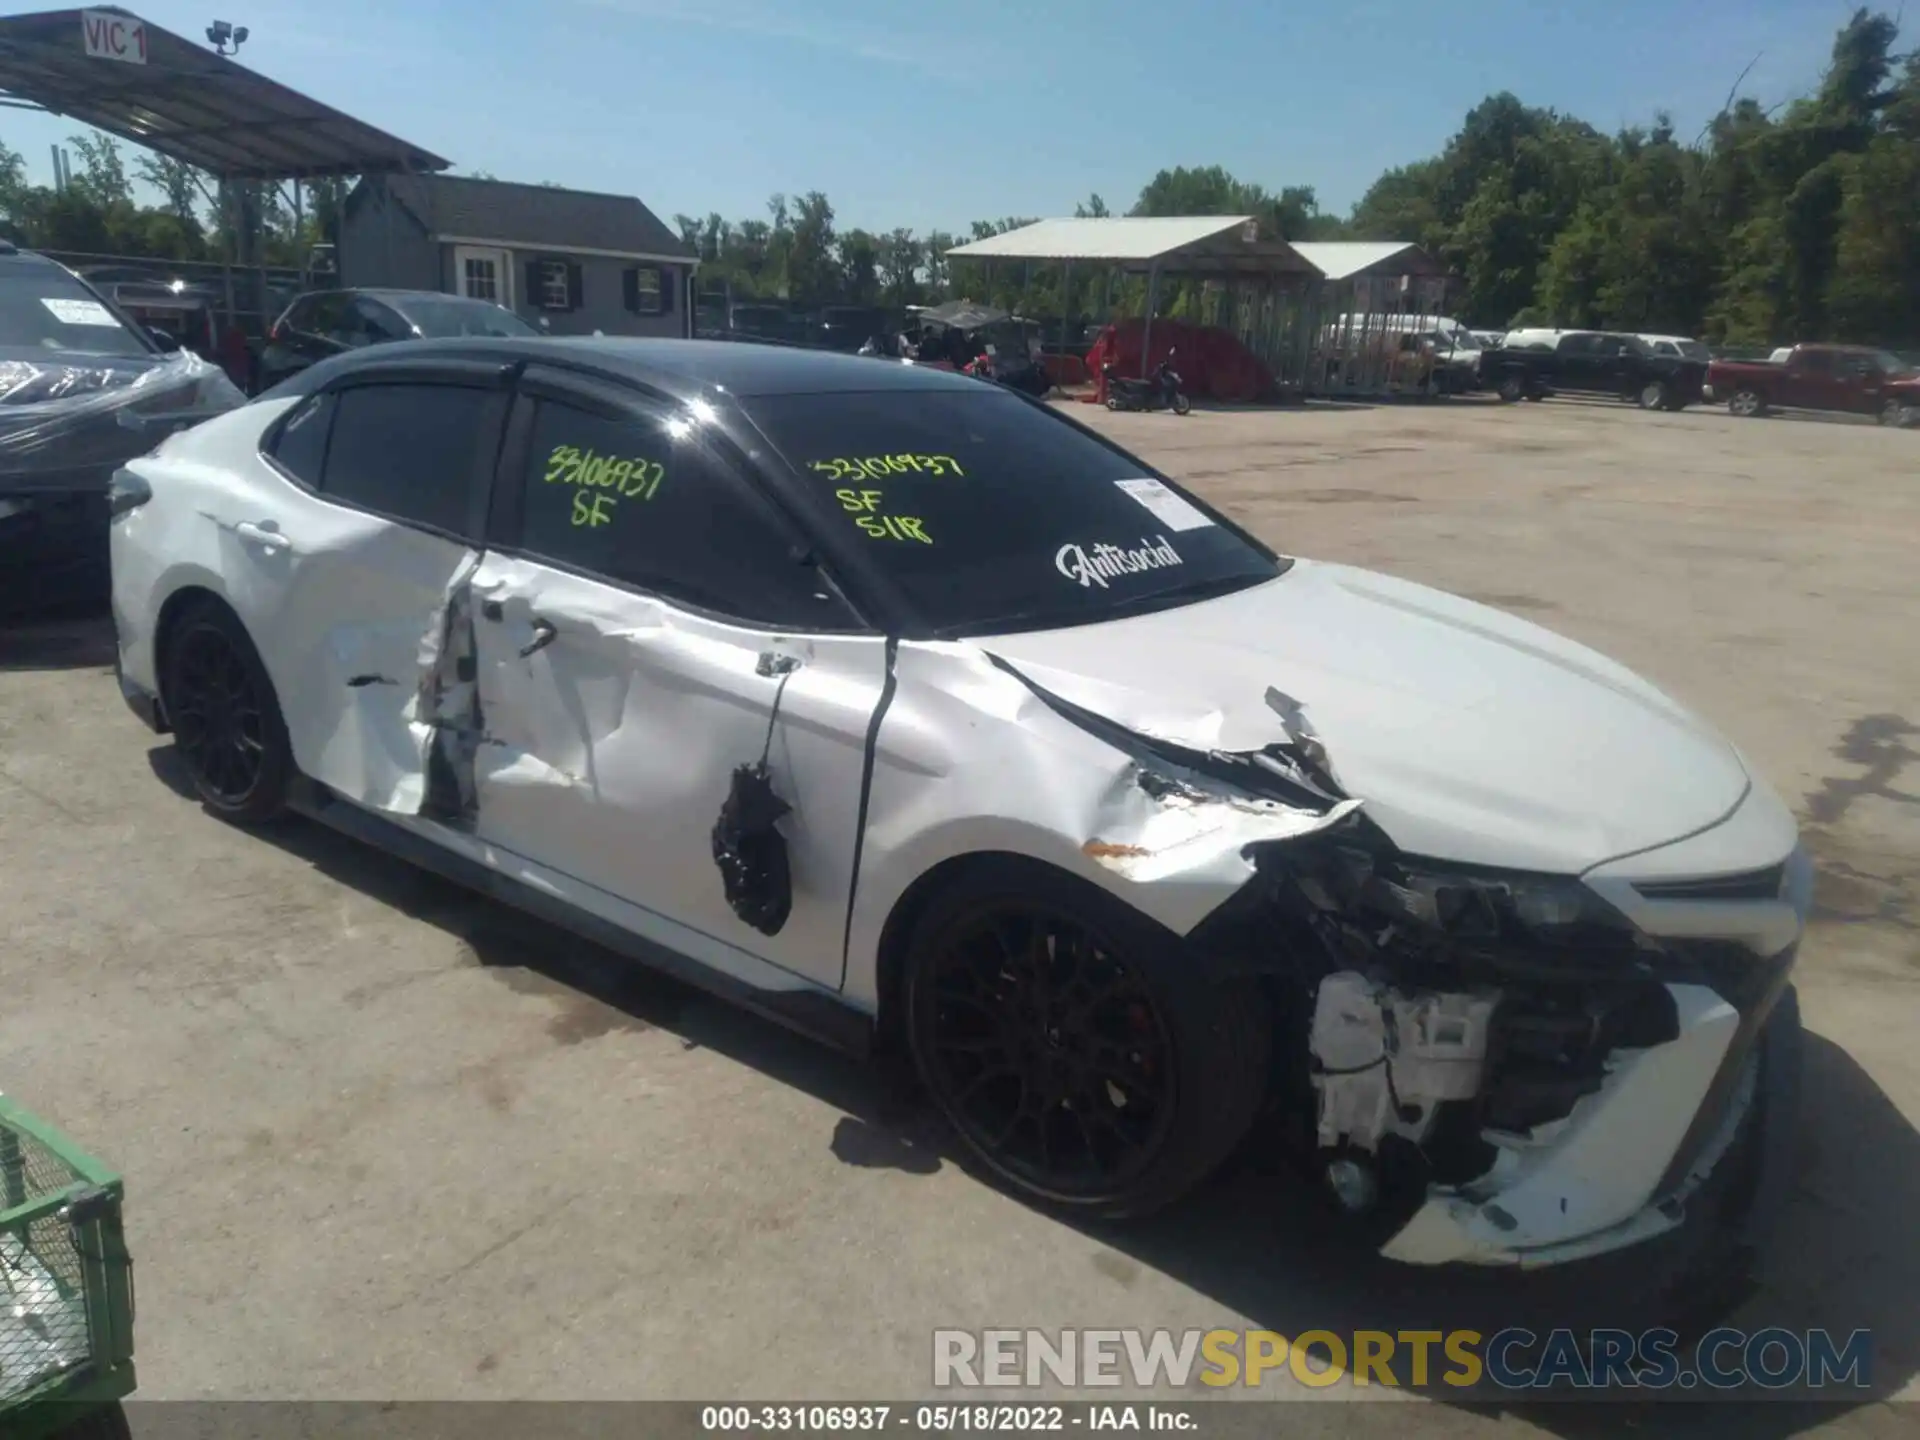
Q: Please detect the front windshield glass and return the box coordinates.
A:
[1871,350,1916,376]
[396,296,537,338]
[0,270,151,357]
[746,387,1281,635]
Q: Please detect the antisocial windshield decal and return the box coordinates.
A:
[1056,535,1183,588]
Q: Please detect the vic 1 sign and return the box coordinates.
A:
[81,10,148,63]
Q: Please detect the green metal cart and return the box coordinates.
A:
[0,1094,134,1440]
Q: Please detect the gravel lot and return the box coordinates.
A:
[1,394,1915,1432]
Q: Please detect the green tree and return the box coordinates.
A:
[837,226,880,305]
[66,131,132,208]
[135,152,205,226]
[787,190,837,304]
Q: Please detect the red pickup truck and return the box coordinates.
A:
[1704,344,1920,426]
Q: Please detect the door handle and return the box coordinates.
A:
[518,618,557,658]
[234,521,292,553]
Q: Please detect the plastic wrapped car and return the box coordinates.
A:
[0,246,244,612]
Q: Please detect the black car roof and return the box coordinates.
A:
[0,248,73,275]
[309,335,983,399]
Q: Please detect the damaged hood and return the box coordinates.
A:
[980,560,1750,874]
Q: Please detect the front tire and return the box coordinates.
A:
[1879,398,1910,428]
[160,599,292,823]
[1172,392,1192,416]
[903,862,1269,1219]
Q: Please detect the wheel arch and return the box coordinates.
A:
[870,849,1094,1055]
[871,852,1182,1052]
[150,581,260,726]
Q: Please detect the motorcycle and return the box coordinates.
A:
[1103,353,1191,414]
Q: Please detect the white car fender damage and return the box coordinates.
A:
[838,640,1361,1012]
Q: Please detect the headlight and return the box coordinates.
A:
[1300,844,1635,945]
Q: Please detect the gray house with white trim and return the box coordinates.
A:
[340,174,697,338]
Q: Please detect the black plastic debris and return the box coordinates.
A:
[711,656,800,935]
[712,760,793,935]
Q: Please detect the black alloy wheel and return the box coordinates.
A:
[163,603,291,821]
[913,899,1179,1201]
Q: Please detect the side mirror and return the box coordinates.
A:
[146,325,181,353]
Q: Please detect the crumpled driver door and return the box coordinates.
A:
[461,553,890,993]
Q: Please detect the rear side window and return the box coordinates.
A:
[511,397,856,628]
[268,391,335,485]
[318,383,492,535]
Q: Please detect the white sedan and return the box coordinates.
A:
[108,338,1809,1286]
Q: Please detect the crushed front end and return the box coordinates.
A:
[1193,809,1810,1269]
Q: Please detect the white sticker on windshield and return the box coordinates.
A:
[1115,477,1214,532]
[41,298,121,327]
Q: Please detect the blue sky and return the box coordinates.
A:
[1,0,1862,234]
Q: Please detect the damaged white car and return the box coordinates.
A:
[109,338,1808,1274]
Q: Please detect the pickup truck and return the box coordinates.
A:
[1483,329,1706,411]
[1705,344,1920,426]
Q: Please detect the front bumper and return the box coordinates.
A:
[1381,966,1799,1267]
[1377,833,1809,1269]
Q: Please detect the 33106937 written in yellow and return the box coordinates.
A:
[544,443,667,528]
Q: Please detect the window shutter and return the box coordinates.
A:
[659,268,675,314]
[622,266,639,313]
[567,262,584,311]
[523,259,542,309]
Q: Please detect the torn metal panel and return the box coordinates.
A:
[462,552,888,991]
[289,547,482,815]
[840,640,1363,1012]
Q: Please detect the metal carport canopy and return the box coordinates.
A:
[0,7,448,178]
[945,216,1317,277]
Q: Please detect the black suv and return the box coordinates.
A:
[257,288,538,391]
[1483,329,1707,411]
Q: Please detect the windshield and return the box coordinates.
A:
[394,296,537,339]
[746,387,1281,635]
[1871,350,1917,377]
[0,269,151,358]
[1679,340,1713,362]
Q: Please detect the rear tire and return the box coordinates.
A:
[902,861,1269,1219]
[1496,374,1525,403]
[1729,389,1767,418]
[1637,379,1671,411]
[160,598,293,824]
